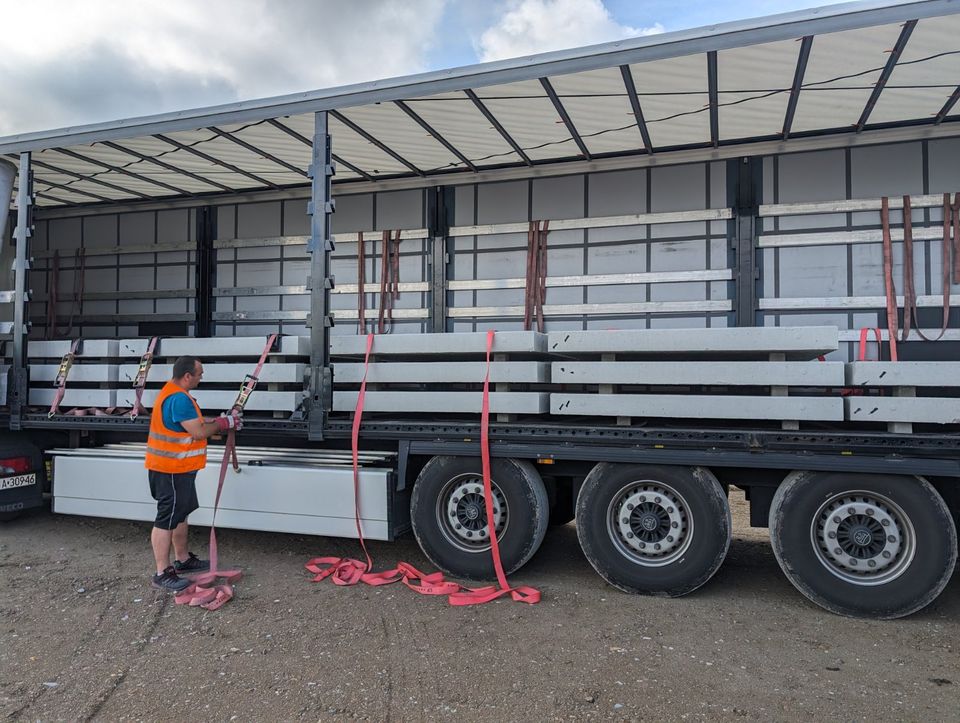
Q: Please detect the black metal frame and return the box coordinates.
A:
[195,206,216,336]
[463,89,532,166]
[100,140,234,192]
[729,156,761,327]
[394,101,478,172]
[539,77,592,160]
[707,51,719,148]
[855,19,917,132]
[207,126,310,179]
[264,118,376,182]
[329,110,424,176]
[52,147,195,197]
[153,133,281,190]
[619,65,653,154]
[782,36,813,139]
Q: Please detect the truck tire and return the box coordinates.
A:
[576,463,731,597]
[769,471,958,619]
[410,456,549,581]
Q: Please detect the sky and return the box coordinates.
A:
[0,0,851,137]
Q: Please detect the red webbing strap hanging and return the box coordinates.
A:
[391,229,401,303]
[62,248,86,339]
[880,197,900,362]
[900,195,918,342]
[535,220,549,333]
[48,338,81,417]
[377,230,391,334]
[448,330,540,605]
[46,251,59,340]
[858,327,884,361]
[357,231,367,334]
[129,336,160,419]
[951,193,960,284]
[176,334,278,610]
[305,330,540,605]
[902,194,951,342]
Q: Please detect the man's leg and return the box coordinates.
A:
[172,520,189,563]
[151,526,174,574]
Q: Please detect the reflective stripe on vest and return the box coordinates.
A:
[145,380,207,473]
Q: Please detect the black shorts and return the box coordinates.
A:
[148,470,199,530]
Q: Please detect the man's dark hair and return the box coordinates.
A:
[172,356,201,380]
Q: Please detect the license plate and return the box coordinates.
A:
[0,473,36,490]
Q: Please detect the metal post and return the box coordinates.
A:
[10,153,32,429]
[195,206,216,337]
[428,186,450,333]
[307,111,335,441]
[730,156,760,327]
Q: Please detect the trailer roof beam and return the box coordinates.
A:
[394,101,478,172]
[34,178,114,203]
[463,89,532,167]
[934,85,960,125]
[7,154,152,200]
[782,35,813,139]
[265,118,375,181]
[707,51,719,148]
[330,110,424,176]
[856,19,917,132]
[52,147,195,197]
[207,126,309,178]
[619,64,654,154]
[99,140,235,193]
[540,77,592,160]
[153,133,281,190]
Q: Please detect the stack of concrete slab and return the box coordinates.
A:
[331,331,550,416]
[844,362,960,433]
[115,336,309,415]
[28,336,309,416]
[548,327,844,426]
[28,339,121,410]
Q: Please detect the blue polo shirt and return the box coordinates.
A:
[161,391,199,433]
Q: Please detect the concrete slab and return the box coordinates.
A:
[845,362,960,388]
[333,391,549,414]
[844,397,960,424]
[552,361,843,386]
[117,389,303,412]
[118,336,310,358]
[551,393,843,421]
[331,331,546,356]
[29,389,117,408]
[118,363,306,384]
[547,327,838,359]
[334,362,549,384]
[30,364,119,383]
[28,340,119,359]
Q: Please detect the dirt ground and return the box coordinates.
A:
[1,489,957,722]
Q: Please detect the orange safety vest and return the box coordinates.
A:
[144,381,207,473]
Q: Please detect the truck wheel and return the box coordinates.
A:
[769,471,958,619]
[576,463,731,597]
[410,456,549,581]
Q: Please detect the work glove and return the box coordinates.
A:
[214,409,243,432]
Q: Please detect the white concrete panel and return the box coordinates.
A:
[334,361,549,384]
[330,331,545,355]
[334,391,548,414]
[844,396,960,424]
[553,361,843,386]
[846,362,960,387]
[552,393,843,421]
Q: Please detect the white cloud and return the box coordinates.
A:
[0,0,447,136]
[478,0,663,62]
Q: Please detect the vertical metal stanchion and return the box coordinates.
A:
[307,112,335,441]
[10,153,32,430]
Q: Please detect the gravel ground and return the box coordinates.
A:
[1,489,957,721]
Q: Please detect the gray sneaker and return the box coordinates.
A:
[152,565,190,593]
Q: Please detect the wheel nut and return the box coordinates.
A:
[835,547,843,555]
[828,531,837,539]
[466,531,473,537]
[667,507,674,514]
[881,519,890,527]
[622,518,630,525]
[455,524,462,530]
[671,521,678,529]
[626,532,634,539]
[882,551,892,559]
[868,560,876,567]
[847,507,856,515]
[450,511,456,518]
[666,536,674,543]
[833,516,841,524]
[887,535,896,543]
[638,496,646,503]
[865,509,874,516]
[849,558,858,566]
[654,497,662,504]
[479,530,486,537]
[654,543,661,550]
[639,542,646,549]
[627,503,635,511]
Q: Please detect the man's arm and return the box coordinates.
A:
[181,416,230,440]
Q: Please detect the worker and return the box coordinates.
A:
[145,356,242,592]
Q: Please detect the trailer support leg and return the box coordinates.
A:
[10,153,32,431]
[307,111,335,441]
